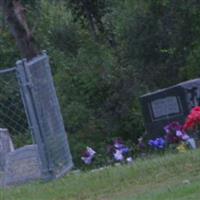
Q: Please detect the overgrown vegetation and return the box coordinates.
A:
[1,0,200,168]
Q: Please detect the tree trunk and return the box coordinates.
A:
[0,0,39,59]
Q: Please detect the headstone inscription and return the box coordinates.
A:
[140,79,200,139]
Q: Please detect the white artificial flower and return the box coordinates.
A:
[81,156,92,165]
[126,157,133,163]
[182,134,190,141]
[86,146,96,156]
[113,150,124,161]
[186,138,196,149]
[81,147,96,165]
[176,130,183,137]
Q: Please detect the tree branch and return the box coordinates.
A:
[1,0,39,59]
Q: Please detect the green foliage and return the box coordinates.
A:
[0,28,19,68]
[35,0,81,59]
[114,0,200,88]
[180,41,200,79]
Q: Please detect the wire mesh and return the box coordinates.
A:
[0,68,32,148]
[19,54,73,178]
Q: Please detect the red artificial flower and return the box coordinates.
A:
[183,106,200,131]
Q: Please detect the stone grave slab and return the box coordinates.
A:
[4,144,42,186]
[0,128,14,170]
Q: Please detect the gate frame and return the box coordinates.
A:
[15,51,73,180]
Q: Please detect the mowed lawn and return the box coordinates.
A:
[1,150,200,200]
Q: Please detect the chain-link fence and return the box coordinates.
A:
[0,67,32,148]
[0,57,73,182]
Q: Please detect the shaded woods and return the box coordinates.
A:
[1,0,200,168]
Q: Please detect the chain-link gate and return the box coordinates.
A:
[16,52,73,180]
[0,51,73,186]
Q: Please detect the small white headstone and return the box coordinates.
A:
[0,128,14,170]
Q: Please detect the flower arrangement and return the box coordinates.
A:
[164,121,190,143]
[79,114,199,167]
[163,121,196,151]
[81,146,96,165]
[108,138,133,163]
[147,120,196,154]
[113,138,129,161]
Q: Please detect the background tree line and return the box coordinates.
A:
[0,0,200,168]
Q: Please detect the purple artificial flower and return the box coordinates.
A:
[181,133,190,141]
[148,138,165,150]
[112,138,131,161]
[157,137,165,145]
[175,130,190,141]
[163,121,188,144]
[148,139,154,146]
[113,138,125,149]
[164,121,182,133]
[81,146,96,165]
[120,147,129,154]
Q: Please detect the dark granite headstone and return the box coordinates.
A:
[0,128,14,170]
[140,79,200,139]
[4,145,42,186]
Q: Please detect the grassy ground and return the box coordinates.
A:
[1,150,200,200]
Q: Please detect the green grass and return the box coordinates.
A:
[1,150,200,200]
